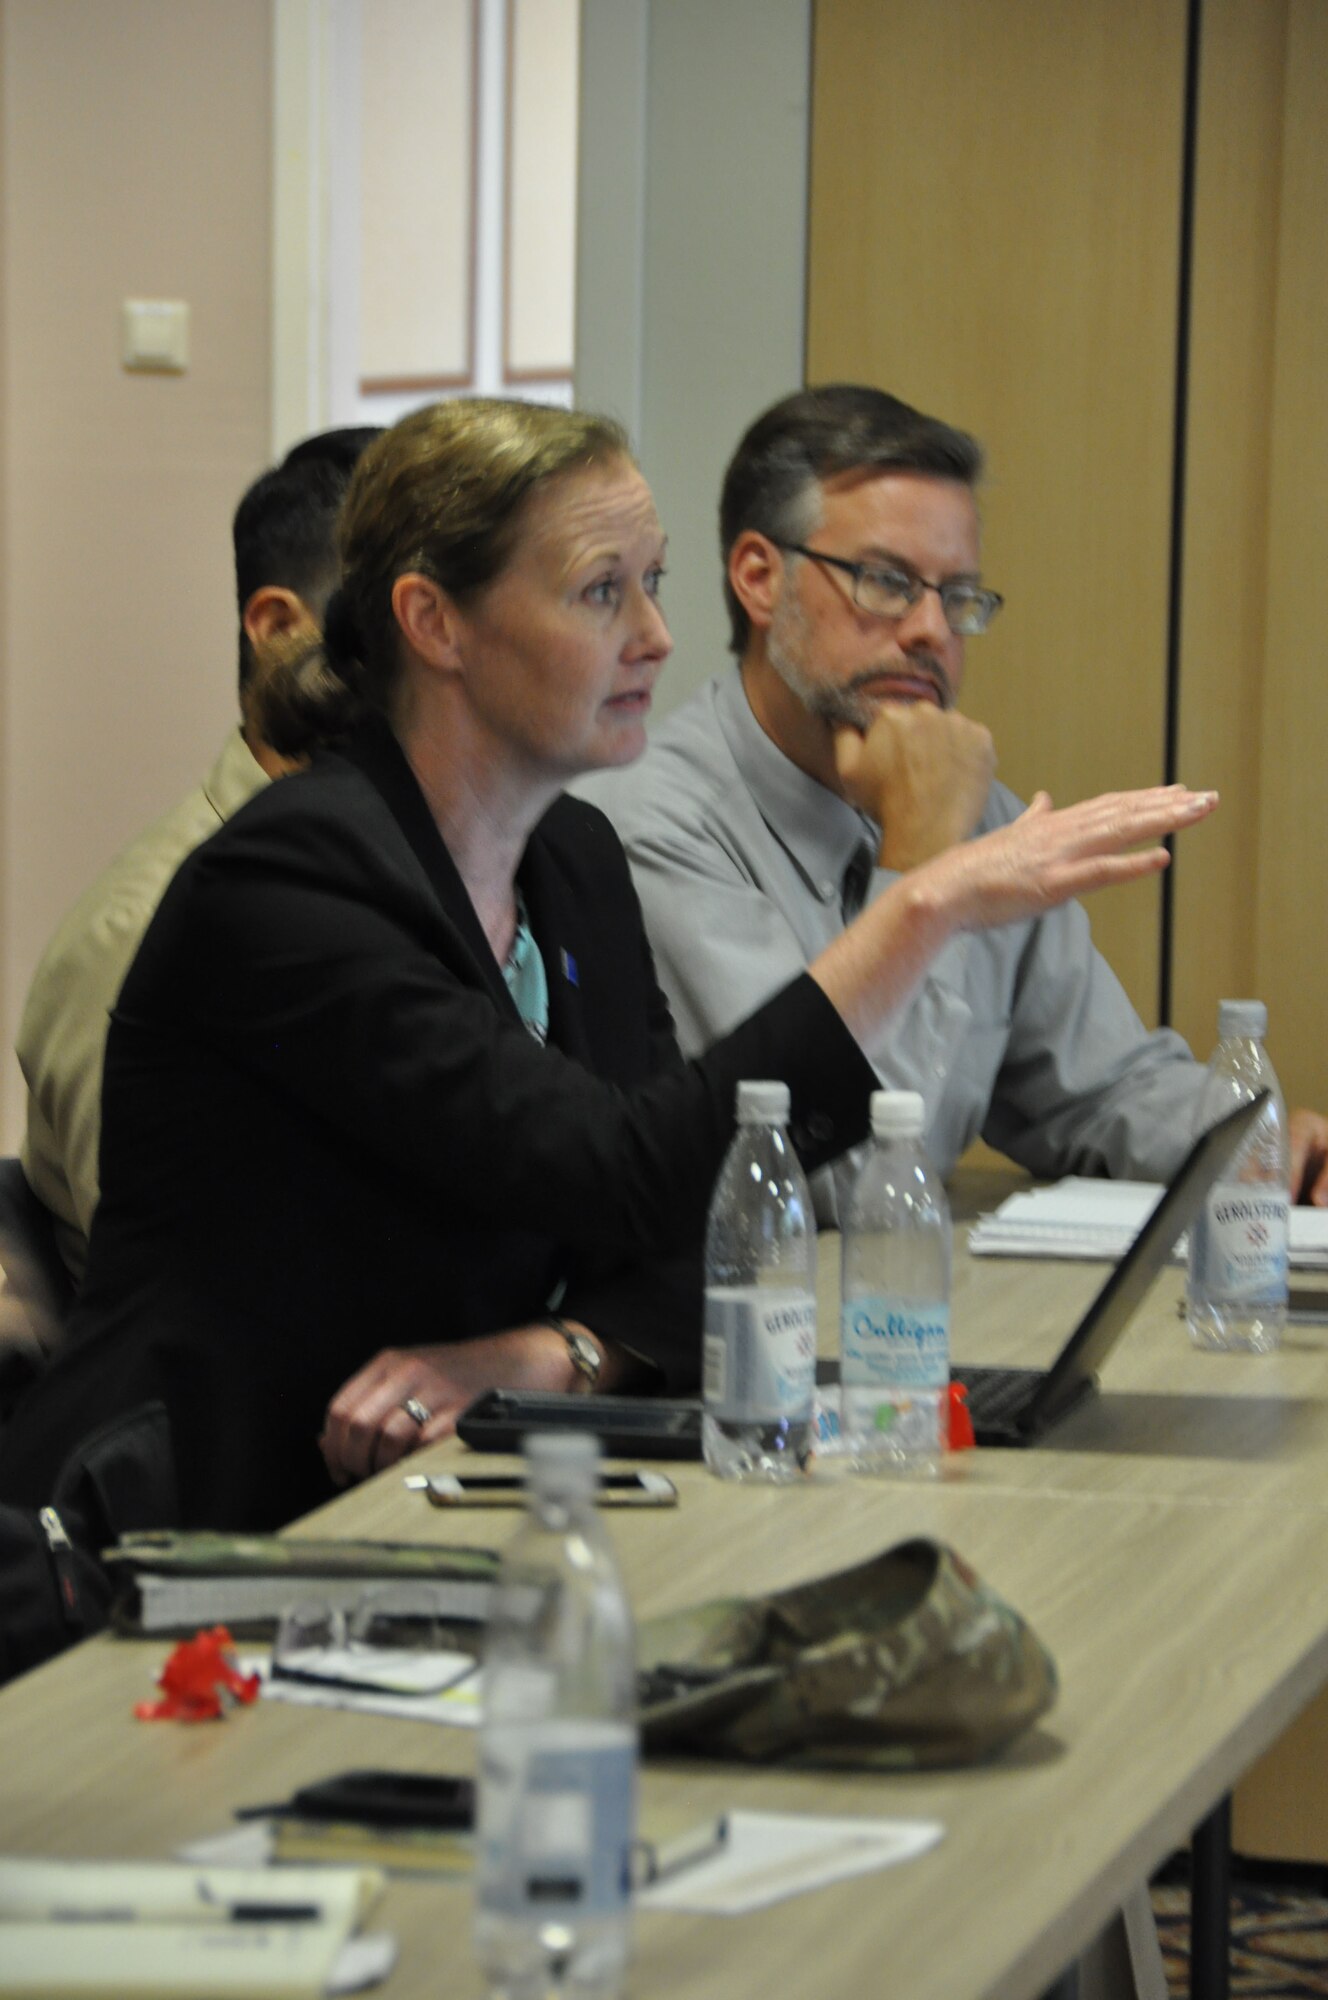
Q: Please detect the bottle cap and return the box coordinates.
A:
[1218,999,1267,1041]
[735,1079,790,1124]
[870,1089,925,1139]
[521,1429,601,1495]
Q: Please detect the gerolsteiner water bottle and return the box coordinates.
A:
[475,1432,636,2000]
[840,1090,951,1472]
[1186,999,1290,1353]
[702,1079,817,1481]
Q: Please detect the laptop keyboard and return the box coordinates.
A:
[953,1364,1045,1428]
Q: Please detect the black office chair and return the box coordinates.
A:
[0,1156,74,1416]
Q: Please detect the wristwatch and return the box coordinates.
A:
[544,1314,601,1393]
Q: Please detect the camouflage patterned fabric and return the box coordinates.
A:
[637,1537,1057,1769]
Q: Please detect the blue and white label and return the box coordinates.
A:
[840,1296,950,1390]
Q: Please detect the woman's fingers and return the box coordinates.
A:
[320,1347,458,1485]
[952,784,1218,930]
[1014,784,1216,861]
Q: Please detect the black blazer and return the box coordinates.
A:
[0,722,873,1529]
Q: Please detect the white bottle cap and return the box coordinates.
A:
[521,1429,601,1495]
[1218,999,1267,1040]
[870,1089,925,1139]
[735,1079,790,1124]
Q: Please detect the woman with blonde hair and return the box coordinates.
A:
[0,398,1215,1530]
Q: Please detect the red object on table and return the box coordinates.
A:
[134,1626,261,1722]
[947,1381,976,1451]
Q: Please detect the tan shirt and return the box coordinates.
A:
[17,729,269,1283]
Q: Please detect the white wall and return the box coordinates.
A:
[575,0,811,717]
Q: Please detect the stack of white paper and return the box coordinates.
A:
[968,1177,1328,1267]
[968,1178,1164,1259]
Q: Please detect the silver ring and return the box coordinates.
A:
[401,1396,432,1428]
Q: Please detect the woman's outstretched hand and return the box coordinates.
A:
[930,784,1218,933]
[810,782,1218,1049]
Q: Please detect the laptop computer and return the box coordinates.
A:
[955,1090,1269,1445]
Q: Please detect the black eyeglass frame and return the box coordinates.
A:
[772,540,1004,636]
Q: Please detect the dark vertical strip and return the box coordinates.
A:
[1159,0,1204,1028]
[1190,1793,1233,2000]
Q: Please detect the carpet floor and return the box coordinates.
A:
[1151,1861,1328,1998]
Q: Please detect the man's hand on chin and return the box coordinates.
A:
[833,702,996,872]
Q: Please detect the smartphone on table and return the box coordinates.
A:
[405,1468,677,1508]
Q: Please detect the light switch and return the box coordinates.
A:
[121,299,189,373]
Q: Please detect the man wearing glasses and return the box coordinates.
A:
[580,382,1328,1209]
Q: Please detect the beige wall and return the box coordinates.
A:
[0,0,273,1146]
[807,0,1328,1115]
[807,0,1188,1030]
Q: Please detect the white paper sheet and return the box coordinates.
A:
[636,1810,942,1915]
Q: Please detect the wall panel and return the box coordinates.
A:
[505,0,579,382]
[808,0,1188,1025]
[359,0,476,390]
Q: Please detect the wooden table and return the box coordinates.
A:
[4,1225,1328,2000]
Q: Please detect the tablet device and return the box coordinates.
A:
[456,1389,702,1460]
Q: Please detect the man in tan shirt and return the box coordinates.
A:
[16,429,377,1296]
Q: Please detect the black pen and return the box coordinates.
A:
[46,1902,323,1924]
[225,1902,322,1922]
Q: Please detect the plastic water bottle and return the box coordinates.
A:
[702,1079,816,1481]
[839,1090,951,1471]
[475,1432,636,2000]
[1186,999,1290,1354]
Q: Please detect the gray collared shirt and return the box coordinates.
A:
[578,672,1204,1212]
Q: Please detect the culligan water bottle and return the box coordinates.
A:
[1186,999,1290,1354]
[840,1090,951,1471]
[475,1432,636,2000]
[702,1079,816,1481]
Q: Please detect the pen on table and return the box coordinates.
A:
[45,1902,323,1924]
[635,1815,729,1888]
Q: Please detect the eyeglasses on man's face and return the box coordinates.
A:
[773,541,1004,637]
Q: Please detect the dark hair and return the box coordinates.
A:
[253,398,633,757]
[231,428,381,693]
[279,426,382,477]
[718,384,984,655]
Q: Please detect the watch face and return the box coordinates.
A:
[567,1330,601,1386]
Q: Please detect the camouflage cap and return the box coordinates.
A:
[637,1537,1057,1769]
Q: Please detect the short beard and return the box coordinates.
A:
[767,588,951,730]
[768,591,871,732]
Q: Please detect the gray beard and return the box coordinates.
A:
[767,601,951,729]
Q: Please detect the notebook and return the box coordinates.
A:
[955,1091,1269,1446]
